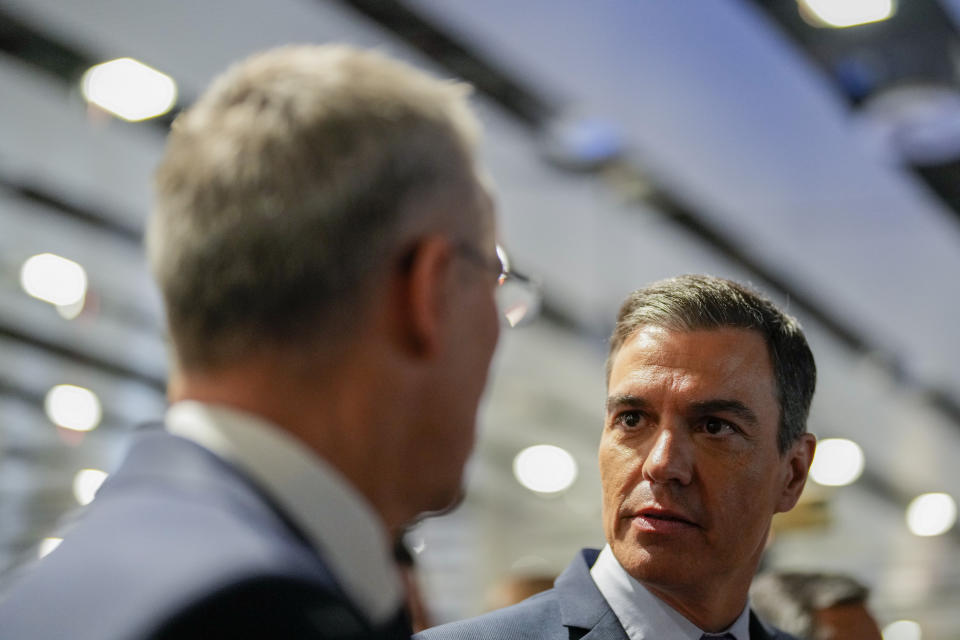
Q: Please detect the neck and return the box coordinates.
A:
[170,344,419,533]
[645,582,748,633]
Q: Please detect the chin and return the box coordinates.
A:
[414,481,467,522]
[613,543,682,584]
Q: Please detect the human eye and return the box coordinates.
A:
[698,417,738,437]
[612,410,644,430]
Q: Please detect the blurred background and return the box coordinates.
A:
[1,1,958,638]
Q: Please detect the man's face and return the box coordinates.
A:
[600,326,811,607]
[413,174,501,514]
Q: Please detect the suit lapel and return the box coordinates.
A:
[556,549,629,640]
[577,609,631,640]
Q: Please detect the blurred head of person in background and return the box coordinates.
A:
[1,43,507,640]
[751,571,883,640]
[149,44,502,527]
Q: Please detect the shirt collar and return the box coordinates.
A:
[590,544,751,640]
[165,400,404,625]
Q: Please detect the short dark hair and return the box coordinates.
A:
[606,275,816,453]
[147,45,481,372]
[750,571,871,639]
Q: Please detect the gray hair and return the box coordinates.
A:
[750,571,871,639]
[147,44,481,371]
[606,275,816,454]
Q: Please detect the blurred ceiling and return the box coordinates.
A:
[0,1,958,637]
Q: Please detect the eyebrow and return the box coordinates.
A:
[689,399,759,427]
[604,395,759,427]
[605,394,650,414]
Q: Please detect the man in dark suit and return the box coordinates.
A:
[0,44,512,639]
[418,275,817,640]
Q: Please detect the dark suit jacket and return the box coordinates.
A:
[416,549,797,640]
[0,426,408,640]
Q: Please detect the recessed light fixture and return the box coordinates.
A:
[798,0,895,28]
[513,444,578,495]
[44,384,103,432]
[81,57,177,122]
[809,438,864,487]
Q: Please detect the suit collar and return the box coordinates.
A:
[590,544,752,639]
[163,401,403,624]
[557,549,790,640]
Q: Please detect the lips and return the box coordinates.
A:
[627,506,699,533]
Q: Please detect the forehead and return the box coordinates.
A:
[607,326,776,405]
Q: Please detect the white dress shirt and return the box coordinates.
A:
[165,400,404,625]
[590,544,751,640]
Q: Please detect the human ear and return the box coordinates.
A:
[775,433,816,513]
[400,234,454,357]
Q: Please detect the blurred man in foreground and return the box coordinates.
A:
[418,275,817,640]
[0,44,509,639]
[751,571,883,640]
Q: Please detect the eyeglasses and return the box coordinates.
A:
[456,243,542,327]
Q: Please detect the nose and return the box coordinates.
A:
[641,426,694,486]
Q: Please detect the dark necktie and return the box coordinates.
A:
[701,634,736,640]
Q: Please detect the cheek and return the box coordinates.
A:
[475,292,500,369]
[460,292,499,392]
[599,439,641,513]
[600,435,641,476]
[485,306,500,359]
[598,437,620,489]
[707,461,781,537]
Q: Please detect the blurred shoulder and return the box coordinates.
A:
[149,574,380,640]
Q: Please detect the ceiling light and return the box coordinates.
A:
[798,0,895,28]
[882,619,922,640]
[906,492,957,537]
[73,468,109,506]
[858,84,960,165]
[81,57,177,122]
[20,253,88,307]
[540,115,625,171]
[513,445,578,495]
[55,296,87,320]
[809,438,864,487]
[38,537,63,559]
[44,384,103,432]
